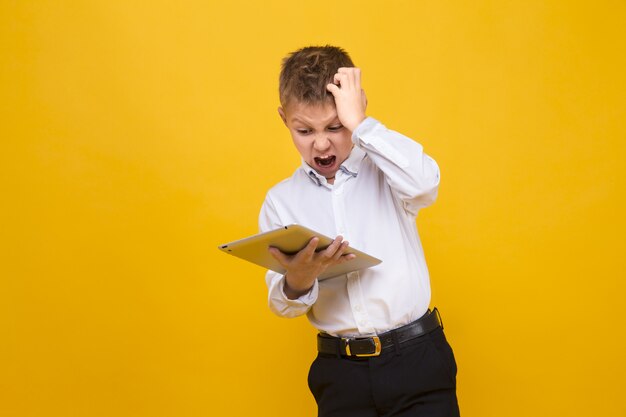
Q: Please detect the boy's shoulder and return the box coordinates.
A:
[265,166,310,199]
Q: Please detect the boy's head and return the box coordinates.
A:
[278,46,356,184]
[278,45,354,109]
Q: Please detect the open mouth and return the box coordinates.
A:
[314,155,336,168]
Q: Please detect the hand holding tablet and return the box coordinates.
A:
[268,234,354,298]
[218,224,382,281]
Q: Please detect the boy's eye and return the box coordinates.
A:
[328,125,344,132]
[296,129,312,135]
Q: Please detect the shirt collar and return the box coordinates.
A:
[340,146,365,177]
[301,146,366,187]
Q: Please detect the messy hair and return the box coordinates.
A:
[279,45,355,108]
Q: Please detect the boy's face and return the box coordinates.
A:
[278,100,353,184]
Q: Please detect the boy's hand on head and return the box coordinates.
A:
[269,236,356,300]
[326,67,368,132]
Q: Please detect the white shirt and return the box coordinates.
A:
[258,117,440,337]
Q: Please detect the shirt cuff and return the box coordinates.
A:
[351,116,379,144]
[277,275,319,306]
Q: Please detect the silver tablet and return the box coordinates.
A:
[218,224,382,280]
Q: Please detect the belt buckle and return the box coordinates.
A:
[343,336,382,357]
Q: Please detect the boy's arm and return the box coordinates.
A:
[259,195,318,318]
[259,194,355,316]
[352,118,440,216]
[327,68,440,216]
[269,236,353,299]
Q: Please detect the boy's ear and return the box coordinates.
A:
[277,107,288,126]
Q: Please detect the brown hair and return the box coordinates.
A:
[279,45,355,108]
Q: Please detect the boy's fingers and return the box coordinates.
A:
[339,253,357,263]
[268,247,290,267]
[326,83,339,96]
[333,72,344,87]
[332,252,356,266]
[299,237,319,260]
[332,241,350,261]
[322,236,344,260]
[345,69,356,89]
[334,253,356,264]
[337,67,359,89]
[334,72,355,90]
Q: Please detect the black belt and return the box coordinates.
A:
[317,308,442,358]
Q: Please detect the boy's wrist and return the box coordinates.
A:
[346,114,367,132]
[283,274,315,300]
[351,116,377,143]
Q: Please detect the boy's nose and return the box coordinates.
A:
[313,135,331,151]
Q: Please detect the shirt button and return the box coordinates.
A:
[354,305,361,312]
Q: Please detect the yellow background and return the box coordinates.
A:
[1,1,625,416]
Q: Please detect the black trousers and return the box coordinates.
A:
[307,326,460,417]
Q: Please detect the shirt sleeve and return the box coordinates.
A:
[352,117,441,216]
[258,194,319,318]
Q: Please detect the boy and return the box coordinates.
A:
[259,46,459,417]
